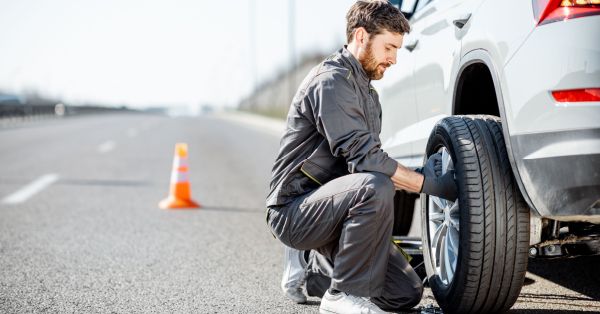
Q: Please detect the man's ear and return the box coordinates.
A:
[354,27,369,47]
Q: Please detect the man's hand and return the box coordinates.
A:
[419,153,458,201]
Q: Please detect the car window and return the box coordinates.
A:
[400,0,417,12]
[415,0,434,12]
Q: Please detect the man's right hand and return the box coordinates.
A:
[419,153,458,201]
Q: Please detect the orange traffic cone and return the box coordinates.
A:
[159,143,201,209]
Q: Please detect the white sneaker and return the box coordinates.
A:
[319,290,387,314]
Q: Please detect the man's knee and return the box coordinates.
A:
[362,172,395,204]
[405,280,424,308]
[402,266,424,308]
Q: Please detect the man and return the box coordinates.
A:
[267,1,458,313]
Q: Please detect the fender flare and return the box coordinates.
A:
[452,49,536,213]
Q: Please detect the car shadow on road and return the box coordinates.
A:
[512,291,600,312]
[526,255,600,301]
[510,310,600,314]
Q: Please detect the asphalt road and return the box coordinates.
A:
[0,113,598,313]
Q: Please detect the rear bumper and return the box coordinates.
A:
[511,128,600,220]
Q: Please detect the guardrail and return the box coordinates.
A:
[0,102,139,127]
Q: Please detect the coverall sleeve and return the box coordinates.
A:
[311,71,398,177]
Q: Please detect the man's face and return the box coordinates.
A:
[358,30,403,80]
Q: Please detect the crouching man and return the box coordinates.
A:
[266,1,457,313]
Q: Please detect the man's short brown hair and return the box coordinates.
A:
[346,0,410,43]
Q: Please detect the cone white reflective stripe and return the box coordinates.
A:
[173,157,189,170]
[169,155,191,183]
[170,171,189,184]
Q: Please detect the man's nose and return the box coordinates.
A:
[388,54,397,65]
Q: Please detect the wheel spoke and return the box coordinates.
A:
[431,223,445,267]
[432,196,445,209]
[441,147,451,174]
[432,223,445,252]
[439,238,447,283]
[430,210,445,223]
[444,234,455,282]
[449,202,460,231]
[449,200,459,214]
[449,216,460,231]
[448,224,459,253]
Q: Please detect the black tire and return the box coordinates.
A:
[393,190,418,236]
[421,115,530,314]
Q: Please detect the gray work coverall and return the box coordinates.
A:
[266,47,423,310]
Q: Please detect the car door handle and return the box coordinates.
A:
[404,38,419,52]
[452,13,471,29]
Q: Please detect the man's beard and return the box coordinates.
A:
[358,41,389,80]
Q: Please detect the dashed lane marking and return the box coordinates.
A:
[1,174,59,204]
[98,140,116,153]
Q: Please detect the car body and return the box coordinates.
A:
[378,0,600,223]
[379,0,600,312]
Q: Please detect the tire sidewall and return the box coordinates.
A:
[421,121,468,310]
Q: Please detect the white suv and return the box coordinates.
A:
[378,0,600,312]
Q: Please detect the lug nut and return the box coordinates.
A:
[529,247,537,257]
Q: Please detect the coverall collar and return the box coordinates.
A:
[342,45,370,86]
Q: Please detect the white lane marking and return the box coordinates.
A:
[2,174,59,204]
[127,128,138,138]
[98,140,116,153]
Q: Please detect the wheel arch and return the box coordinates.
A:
[452,49,536,214]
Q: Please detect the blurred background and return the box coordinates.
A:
[0,0,355,119]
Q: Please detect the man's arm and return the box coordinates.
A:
[391,164,424,193]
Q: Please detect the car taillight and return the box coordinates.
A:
[532,0,600,25]
[552,88,600,102]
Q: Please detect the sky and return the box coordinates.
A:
[0,0,356,108]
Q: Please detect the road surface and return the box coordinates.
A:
[0,113,598,313]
